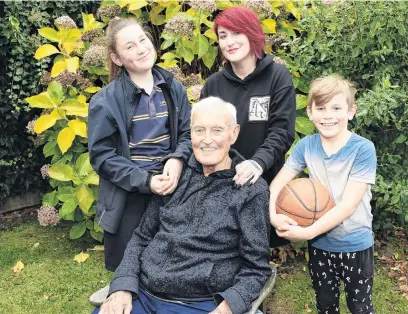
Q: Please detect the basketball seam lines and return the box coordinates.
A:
[310,179,318,224]
[286,183,312,212]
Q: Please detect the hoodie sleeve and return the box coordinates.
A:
[251,76,296,172]
[162,82,192,165]
[108,195,162,296]
[88,99,152,194]
[214,185,271,314]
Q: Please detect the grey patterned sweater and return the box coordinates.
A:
[109,149,271,314]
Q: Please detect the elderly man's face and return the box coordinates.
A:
[191,109,239,173]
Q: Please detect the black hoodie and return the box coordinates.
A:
[201,54,296,184]
[109,149,271,314]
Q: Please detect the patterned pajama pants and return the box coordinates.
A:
[308,245,375,314]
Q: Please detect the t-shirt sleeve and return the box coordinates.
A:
[284,137,307,174]
[349,141,376,184]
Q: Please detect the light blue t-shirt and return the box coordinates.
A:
[284,133,377,252]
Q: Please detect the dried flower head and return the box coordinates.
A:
[40,164,50,179]
[188,85,203,101]
[189,0,217,13]
[265,33,287,50]
[26,120,37,134]
[38,205,60,227]
[96,5,122,20]
[91,36,107,47]
[40,72,52,86]
[75,73,92,90]
[243,0,273,18]
[32,134,45,148]
[81,28,104,42]
[164,16,194,37]
[55,70,77,87]
[55,16,77,30]
[183,74,202,88]
[273,56,288,67]
[83,45,107,68]
[167,66,185,82]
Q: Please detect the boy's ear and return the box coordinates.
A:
[306,105,312,120]
[348,104,357,120]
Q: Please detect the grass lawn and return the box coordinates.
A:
[1,222,407,314]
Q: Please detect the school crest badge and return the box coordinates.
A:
[248,96,270,122]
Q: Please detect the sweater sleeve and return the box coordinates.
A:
[108,195,162,296]
[214,185,271,314]
[251,83,296,172]
[88,99,152,194]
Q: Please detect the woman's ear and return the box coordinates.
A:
[110,53,122,67]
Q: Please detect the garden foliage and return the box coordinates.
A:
[0,1,99,203]
[283,0,408,233]
[14,0,408,240]
[25,0,310,241]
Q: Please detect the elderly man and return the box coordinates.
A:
[93,97,271,314]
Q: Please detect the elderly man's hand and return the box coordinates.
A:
[99,291,132,314]
[233,160,263,186]
[162,158,183,195]
[209,300,233,314]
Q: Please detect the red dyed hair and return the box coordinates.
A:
[214,6,265,59]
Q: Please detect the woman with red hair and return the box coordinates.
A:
[201,6,296,248]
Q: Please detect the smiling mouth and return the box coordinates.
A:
[320,123,338,127]
[227,48,238,53]
[138,53,150,61]
[200,147,217,152]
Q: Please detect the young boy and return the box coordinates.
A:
[269,75,376,314]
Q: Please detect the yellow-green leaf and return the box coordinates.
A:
[34,44,60,60]
[284,2,300,20]
[58,127,76,153]
[128,0,148,11]
[33,109,61,133]
[84,172,99,185]
[25,92,56,109]
[204,29,218,41]
[66,57,79,73]
[68,119,87,137]
[48,163,75,181]
[262,19,277,34]
[85,86,101,93]
[82,13,95,32]
[271,1,281,8]
[76,184,94,214]
[73,252,90,263]
[12,260,24,274]
[38,27,60,42]
[119,0,133,8]
[51,60,67,77]
[60,99,88,117]
[89,245,104,251]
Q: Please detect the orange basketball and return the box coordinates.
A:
[276,178,335,227]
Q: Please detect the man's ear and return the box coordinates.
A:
[348,104,357,120]
[230,124,240,145]
[110,53,122,67]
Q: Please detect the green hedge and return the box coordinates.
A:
[0,1,100,203]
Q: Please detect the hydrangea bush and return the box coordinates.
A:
[25,0,312,241]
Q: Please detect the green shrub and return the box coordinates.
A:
[25,0,312,241]
[284,0,408,232]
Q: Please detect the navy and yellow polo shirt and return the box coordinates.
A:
[129,71,171,171]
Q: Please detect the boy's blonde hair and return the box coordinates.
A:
[307,75,356,108]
